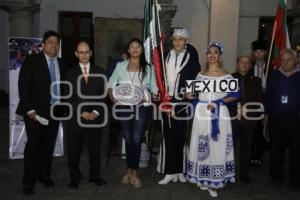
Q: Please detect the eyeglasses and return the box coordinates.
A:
[77,51,91,55]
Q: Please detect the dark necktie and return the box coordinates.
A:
[240,76,245,103]
[175,53,179,69]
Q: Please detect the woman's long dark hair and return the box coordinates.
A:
[127,38,147,80]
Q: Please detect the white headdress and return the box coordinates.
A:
[172,28,189,39]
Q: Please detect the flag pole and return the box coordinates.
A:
[154,0,167,92]
[154,0,172,128]
[265,21,277,86]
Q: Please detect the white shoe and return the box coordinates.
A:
[158,174,178,185]
[178,173,187,183]
[208,188,218,198]
[199,186,208,190]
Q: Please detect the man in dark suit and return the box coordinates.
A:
[249,40,270,167]
[64,41,106,189]
[229,55,263,182]
[16,30,67,195]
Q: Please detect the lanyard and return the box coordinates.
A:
[281,77,289,95]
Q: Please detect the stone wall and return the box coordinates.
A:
[94,18,143,69]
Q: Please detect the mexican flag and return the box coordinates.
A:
[143,0,171,110]
[272,0,291,69]
[143,0,154,64]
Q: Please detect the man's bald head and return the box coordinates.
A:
[76,41,91,52]
[75,41,92,65]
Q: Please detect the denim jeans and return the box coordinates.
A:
[116,105,150,169]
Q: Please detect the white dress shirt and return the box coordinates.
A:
[166,49,186,96]
[79,62,90,75]
[78,62,99,116]
[253,63,265,79]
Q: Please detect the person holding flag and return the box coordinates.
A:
[249,40,269,167]
[250,40,269,84]
[250,0,291,168]
[142,0,200,185]
[157,28,201,185]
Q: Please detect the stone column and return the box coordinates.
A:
[9,7,33,37]
[158,0,177,34]
[0,0,41,37]
[0,0,41,93]
[209,0,240,72]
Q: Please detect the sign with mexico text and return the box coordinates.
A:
[185,79,239,93]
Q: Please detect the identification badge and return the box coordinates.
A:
[281,96,288,104]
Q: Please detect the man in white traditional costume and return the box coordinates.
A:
[157,28,201,185]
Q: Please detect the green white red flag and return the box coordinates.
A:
[271,0,291,69]
[143,0,171,110]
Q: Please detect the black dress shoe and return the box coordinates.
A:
[23,184,34,195]
[38,178,55,187]
[89,178,106,186]
[69,180,79,189]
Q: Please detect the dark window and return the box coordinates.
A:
[258,16,293,42]
[59,11,94,65]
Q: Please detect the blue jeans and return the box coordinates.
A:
[116,105,150,169]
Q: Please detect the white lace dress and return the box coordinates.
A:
[186,73,235,189]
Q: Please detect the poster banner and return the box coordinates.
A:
[8,37,64,159]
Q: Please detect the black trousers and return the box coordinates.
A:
[23,116,59,185]
[66,119,102,181]
[232,119,255,177]
[269,117,300,186]
[162,109,188,174]
[251,121,267,161]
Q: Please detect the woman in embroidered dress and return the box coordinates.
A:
[186,42,238,197]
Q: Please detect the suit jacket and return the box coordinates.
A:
[229,72,264,127]
[16,53,67,118]
[64,64,106,124]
